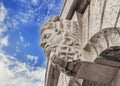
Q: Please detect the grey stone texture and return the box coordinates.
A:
[40,0,120,86]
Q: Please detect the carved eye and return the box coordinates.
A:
[44,33,51,39]
[43,35,47,39]
[55,29,58,32]
[55,29,61,34]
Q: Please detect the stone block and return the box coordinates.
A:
[89,0,104,39]
[82,6,89,47]
[116,15,120,27]
[71,61,81,76]
[90,31,108,55]
[60,0,81,19]
[75,61,119,83]
[77,0,90,14]
[72,11,82,45]
[111,70,120,86]
[57,72,70,86]
[47,65,60,86]
[102,0,120,29]
[104,28,120,47]
[82,42,97,62]
[95,58,120,68]
[82,79,110,86]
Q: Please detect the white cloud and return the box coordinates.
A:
[20,35,24,42]
[0,25,7,35]
[27,54,38,64]
[0,3,9,48]
[25,42,30,47]
[0,2,8,36]
[27,55,38,61]
[0,51,46,86]
[0,35,9,48]
[31,0,38,5]
[0,3,7,23]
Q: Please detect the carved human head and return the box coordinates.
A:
[40,16,81,71]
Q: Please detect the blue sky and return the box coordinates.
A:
[0,0,64,86]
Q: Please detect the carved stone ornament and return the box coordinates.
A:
[40,16,81,72]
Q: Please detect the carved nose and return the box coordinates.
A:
[40,41,47,48]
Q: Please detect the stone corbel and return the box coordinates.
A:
[40,16,81,72]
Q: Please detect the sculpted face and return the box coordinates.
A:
[40,16,81,71]
[41,29,55,57]
[41,17,63,57]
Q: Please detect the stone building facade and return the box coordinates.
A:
[40,0,120,86]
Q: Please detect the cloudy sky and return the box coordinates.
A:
[0,0,64,86]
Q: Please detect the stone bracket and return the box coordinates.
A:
[75,61,119,84]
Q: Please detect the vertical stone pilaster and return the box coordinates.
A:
[102,0,120,29]
[89,0,105,39]
[82,6,89,47]
[72,11,82,45]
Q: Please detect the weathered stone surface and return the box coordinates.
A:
[61,0,74,19]
[82,42,97,62]
[57,72,70,86]
[72,11,79,21]
[95,58,120,68]
[104,28,120,47]
[99,46,120,62]
[89,0,104,39]
[72,11,82,45]
[111,70,120,86]
[116,14,120,27]
[77,0,90,14]
[51,68,60,86]
[45,56,54,86]
[46,65,60,86]
[102,0,120,29]
[69,78,82,86]
[90,31,108,55]
[82,80,110,86]
[41,0,120,86]
[71,61,81,76]
[41,17,81,73]
[60,0,81,19]
[82,6,89,47]
[75,61,119,83]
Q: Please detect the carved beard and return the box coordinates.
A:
[41,30,81,71]
[43,33,63,57]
